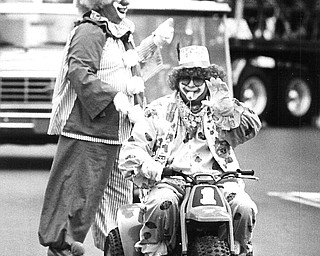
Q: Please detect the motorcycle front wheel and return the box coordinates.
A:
[188,236,230,256]
[105,228,124,256]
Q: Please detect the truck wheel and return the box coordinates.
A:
[269,72,314,126]
[105,228,124,256]
[234,66,270,121]
[188,236,230,256]
[285,77,312,125]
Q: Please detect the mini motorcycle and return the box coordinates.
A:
[105,168,258,256]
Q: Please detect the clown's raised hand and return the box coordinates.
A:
[202,77,234,116]
[153,18,174,47]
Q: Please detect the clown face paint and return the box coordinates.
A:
[178,77,207,102]
[101,0,130,24]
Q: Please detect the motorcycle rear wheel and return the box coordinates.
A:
[188,236,230,256]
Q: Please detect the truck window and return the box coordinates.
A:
[0,13,75,48]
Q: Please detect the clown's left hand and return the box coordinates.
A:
[126,76,145,96]
[123,49,139,68]
[128,104,145,124]
[141,158,163,181]
[153,18,174,47]
[202,77,234,117]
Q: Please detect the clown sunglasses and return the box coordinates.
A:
[179,76,205,87]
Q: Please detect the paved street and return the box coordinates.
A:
[0,127,319,256]
[234,127,320,256]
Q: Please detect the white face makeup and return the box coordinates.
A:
[102,0,130,24]
[178,77,207,102]
[113,1,129,20]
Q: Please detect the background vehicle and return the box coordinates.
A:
[108,168,258,256]
[225,0,320,126]
[0,0,232,144]
[0,0,77,144]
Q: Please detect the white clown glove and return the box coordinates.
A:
[141,158,163,181]
[202,77,234,116]
[128,104,145,124]
[70,242,85,256]
[126,76,145,96]
[123,49,139,68]
[153,18,174,47]
[113,92,131,115]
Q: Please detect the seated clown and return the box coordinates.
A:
[119,45,262,256]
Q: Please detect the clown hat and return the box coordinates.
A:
[177,45,211,69]
[168,45,226,91]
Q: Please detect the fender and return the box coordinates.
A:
[186,184,231,222]
[185,184,235,253]
[117,203,143,256]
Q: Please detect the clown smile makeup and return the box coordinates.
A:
[113,1,128,20]
[102,0,130,24]
[179,79,206,101]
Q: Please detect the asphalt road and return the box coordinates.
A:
[0,127,319,256]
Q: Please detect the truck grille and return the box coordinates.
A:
[0,77,54,103]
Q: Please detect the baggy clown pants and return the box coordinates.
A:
[38,136,121,256]
[135,178,258,256]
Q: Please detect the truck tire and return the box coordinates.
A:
[234,66,270,121]
[105,228,124,256]
[188,236,230,256]
[269,71,314,126]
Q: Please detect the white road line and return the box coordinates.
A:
[268,191,320,209]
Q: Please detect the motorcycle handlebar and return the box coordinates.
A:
[162,167,256,179]
[237,169,255,176]
[162,167,187,178]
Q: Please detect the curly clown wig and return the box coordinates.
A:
[167,45,227,91]
[167,64,227,91]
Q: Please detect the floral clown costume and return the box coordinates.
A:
[119,45,261,256]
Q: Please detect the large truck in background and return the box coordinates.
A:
[226,0,320,126]
[0,0,232,144]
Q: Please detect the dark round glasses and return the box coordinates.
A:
[179,77,205,87]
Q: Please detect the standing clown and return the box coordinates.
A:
[38,0,174,255]
[119,45,262,256]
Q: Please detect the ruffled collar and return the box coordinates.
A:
[176,93,208,142]
[88,10,135,38]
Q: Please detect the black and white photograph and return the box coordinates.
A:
[0,0,319,256]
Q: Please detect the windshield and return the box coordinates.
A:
[0,13,76,48]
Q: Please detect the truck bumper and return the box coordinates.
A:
[0,112,57,144]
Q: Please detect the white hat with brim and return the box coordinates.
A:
[175,45,211,69]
